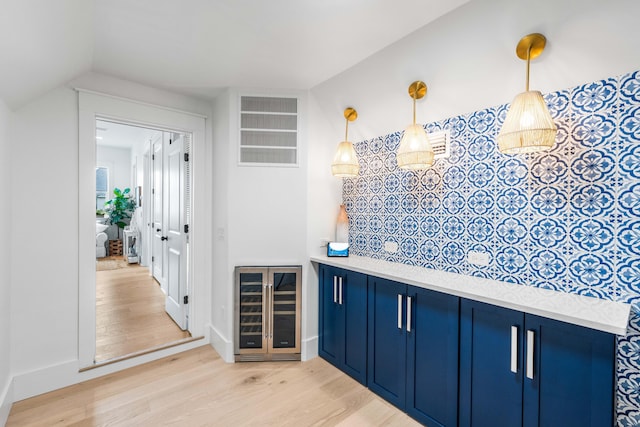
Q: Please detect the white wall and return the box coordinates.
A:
[0,98,13,425]
[10,86,79,377]
[8,72,213,400]
[210,88,310,361]
[304,92,344,357]
[211,89,232,359]
[96,145,132,202]
[310,0,640,143]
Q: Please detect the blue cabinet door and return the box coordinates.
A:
[367,276,407,408]
[318,265,368,385]
[318,265,343,367]
[523,314,616,427]
[342,269,368,384]
[460,299,525,427]
[406,286,459,427]
[461,300,617,427]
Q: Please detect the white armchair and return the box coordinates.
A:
[96,223,108,258]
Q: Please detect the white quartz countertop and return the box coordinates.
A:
[310,254,631,336]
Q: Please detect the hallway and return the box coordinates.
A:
[95,260,191,362]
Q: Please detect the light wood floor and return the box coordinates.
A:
[7,346,421,426]
[96,259,191,362]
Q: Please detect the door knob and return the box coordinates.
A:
[161,236,168,241]
[156,228,161,232]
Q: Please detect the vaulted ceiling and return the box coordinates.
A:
[0,0,470,110]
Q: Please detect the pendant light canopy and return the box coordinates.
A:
[497,33,557,154]
[397,81,434,170]
[331,107,360,177]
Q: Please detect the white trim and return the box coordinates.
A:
[301,335,318,362]
[78,91,211,369]
[74,88,208,119]
[12,340,210,401]
[209,324,234,363]
[0,377,13,427]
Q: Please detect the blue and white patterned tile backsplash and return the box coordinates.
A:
[343,70,640,425]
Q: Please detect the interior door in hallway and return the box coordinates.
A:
[152,136,167,291]
[164,131,189,330]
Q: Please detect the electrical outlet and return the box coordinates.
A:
[468,250,489,266]
[384,241,398,253]
[320,238,330,247]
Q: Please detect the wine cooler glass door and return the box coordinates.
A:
[238,270,267,352]
[268,267,301,353]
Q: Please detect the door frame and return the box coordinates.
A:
[151,135,167,291]
[78,90,210,368]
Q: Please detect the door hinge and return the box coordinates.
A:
[183,295,189,304]
[169,138,173,145]
[152,256,155,262]
[184,153,189,162]
[152,154,155,160]
[184,224,189,233]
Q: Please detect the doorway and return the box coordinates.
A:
[94,120,192,362]
[78,90,210,369]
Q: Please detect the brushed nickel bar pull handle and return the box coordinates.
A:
[397,294,403,329]
[511,326,518,374]
[264,283,269,339]
[269,284,274,339]
[526,330,535,380]
[406,296,412,332]
[338,277,343,305]
[333,276,337,304]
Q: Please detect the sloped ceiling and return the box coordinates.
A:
[0,0,93,109]
[0,0,469,109]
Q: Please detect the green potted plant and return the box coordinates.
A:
[104,187,136,239]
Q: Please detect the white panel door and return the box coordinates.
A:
[164,132,188,330]
[152,137,166,291]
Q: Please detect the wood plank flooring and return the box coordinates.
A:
[7,346,422,426]
[95,260,191,362]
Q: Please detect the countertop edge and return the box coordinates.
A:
[310,255,631,336]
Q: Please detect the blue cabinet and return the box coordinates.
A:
[368,276,459,427]
[318,263,617,426]
[460,299,615,427]
[318,264,367,384]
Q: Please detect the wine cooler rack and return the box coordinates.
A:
[234,266,301,361]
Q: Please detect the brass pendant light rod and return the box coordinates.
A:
[343,107,357,140]
[345,116,349,140]
[407,81,427,124]
[525,46,531,91]
[516,33,546,92]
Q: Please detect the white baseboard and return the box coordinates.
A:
[12,338,210,402]
[0,377,13,427]
[209,324,234,363]
[301,335,318,361]
[13,360,79,402]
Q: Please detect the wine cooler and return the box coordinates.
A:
[234,266,301,361]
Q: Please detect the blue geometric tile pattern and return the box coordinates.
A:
[342,70,640,425]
